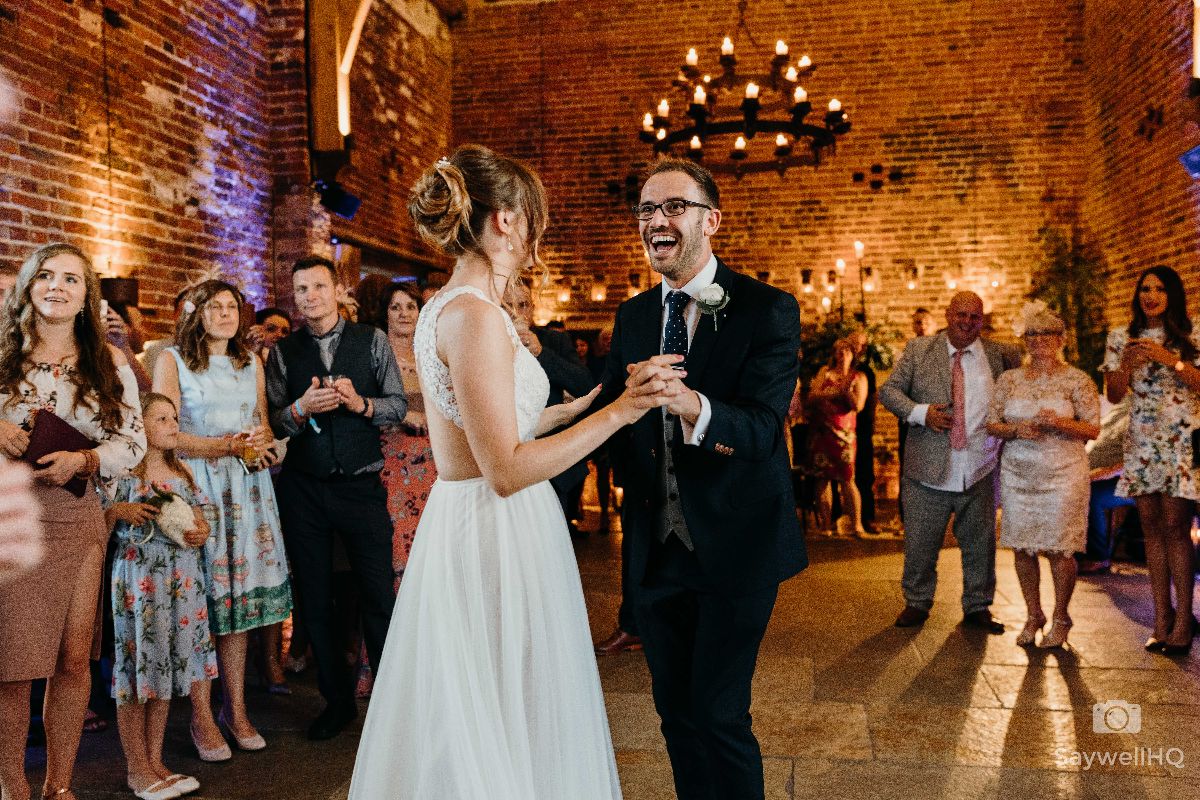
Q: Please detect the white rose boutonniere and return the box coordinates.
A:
[695,284,730,331]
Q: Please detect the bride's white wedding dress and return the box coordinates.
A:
[348,285,622,800]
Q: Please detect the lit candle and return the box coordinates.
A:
[906,279,917,291]
[702,74,711,83]
[828,98,842,112]
[821,295,832,311]
[785,66,798,82]
[797,55,812,69]
[745,82,760,99]
[835,258,846,274]
[657,98,670,117]
[775,40,788,57]
[734,136,747,150]
[793,86,808,103]
[775,133,788,147]
[721,37,734,56]
[656,128,667,141]
[686,47,699,67]
[693,85,706,105]
[803,284,814,294]
[854,240,865,258]
[642,112,654,132]
[690,135,702,149]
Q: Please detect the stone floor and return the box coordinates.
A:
[27,504,1200,799]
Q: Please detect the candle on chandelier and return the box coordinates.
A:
[785,66,798,82]
[835,258,846,275]
[693,85,706,105]
[775,40,788,56]
[828,98,842,112]
[642,112,654,132]
[793,86,808,103]
[775,133,788,147]
[797,55,812,69]
[721,37,734,56]
[657,98,670,117]
[656,128,667,141]
[734,136,747,150]
[854,240,865,258]
[686,47,699,67]
[690,135,702,150]
[745,82,760,99]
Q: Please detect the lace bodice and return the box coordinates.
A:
[414,286,549,442]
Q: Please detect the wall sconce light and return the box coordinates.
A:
[557,283,572,304]
[904,266,920,290]
[800,268,814,293]
[820,295,832,313]
[944,270,959,290]
[824,269,838,292]
[861,266,875,293]
[590,273,607,303]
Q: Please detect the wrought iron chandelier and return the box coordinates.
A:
[637,2,851,174]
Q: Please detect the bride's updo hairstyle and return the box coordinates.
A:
[408,145,548,272]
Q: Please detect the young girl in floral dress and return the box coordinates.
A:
[108,394,217,800]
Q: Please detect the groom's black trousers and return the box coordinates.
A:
[635,535,778,800]
[277,469,396,708]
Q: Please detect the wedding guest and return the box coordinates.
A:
[986,303,1100,648]
[1103,265,1200,655]
[108,393,215,799]
[912,307,938,337]
[140,289,190,378]
[0,242,145,800]
[846,328,879,534]
[806,338,868,535]
[378,282,434,584]
[153,280,292,759]
[880,291,1022,632]
[266,256,407,740]
[0,457,41,583]
[247,307,292,362]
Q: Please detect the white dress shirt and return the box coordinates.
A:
[660,254,717,445]
[906,337,999,491]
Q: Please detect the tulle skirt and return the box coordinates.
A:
[348,477,622,800]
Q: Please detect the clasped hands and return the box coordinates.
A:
[621,354,699,419]
[1121,338,1178,372]
[299,375,367,416]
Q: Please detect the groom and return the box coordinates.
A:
[603,159,806,800]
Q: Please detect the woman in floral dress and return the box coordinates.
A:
[806,338,868,535]
[153,280,291,758]
[1103,265,1200,655]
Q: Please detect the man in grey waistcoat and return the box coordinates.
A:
[267,256,408,740]
[879,291,1021,632]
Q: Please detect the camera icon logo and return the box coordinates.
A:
[1093,700,1141,734]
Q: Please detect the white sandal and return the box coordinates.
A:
[127,778,181,800]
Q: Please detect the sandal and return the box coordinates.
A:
[1015,613,1046,647]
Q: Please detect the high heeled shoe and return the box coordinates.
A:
[218,712,266,751]
[1038,616,1073,649]
[1162,615,1198,657]
[126,777,181,800]
[1015,613,1046,647]
[189,722,231,762]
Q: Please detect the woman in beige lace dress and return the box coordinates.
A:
[987,304,1099,649]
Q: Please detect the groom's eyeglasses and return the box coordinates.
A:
[632,198,713,220]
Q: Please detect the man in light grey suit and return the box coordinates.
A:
[879,292,1023,632]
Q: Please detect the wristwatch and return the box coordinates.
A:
[1175,360,1186,373]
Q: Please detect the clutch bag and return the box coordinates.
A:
[22,408,98,497]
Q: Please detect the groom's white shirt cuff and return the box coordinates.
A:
[680,393,711,445]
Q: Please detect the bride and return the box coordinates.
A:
[348,145,682,799]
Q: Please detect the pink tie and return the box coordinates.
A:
[950,349,968,450]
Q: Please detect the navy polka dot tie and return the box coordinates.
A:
[663,290,690,361]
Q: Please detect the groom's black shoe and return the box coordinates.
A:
[962,610,1005,635]
[307,702,357,740]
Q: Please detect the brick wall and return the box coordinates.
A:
[1081,0,1200,332]
[0,0,453,331]
[451,0,1090,342]
[0,0,275,330]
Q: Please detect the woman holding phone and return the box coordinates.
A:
[1103,265,1200,655]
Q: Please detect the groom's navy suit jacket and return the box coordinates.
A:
[603,259,806,595]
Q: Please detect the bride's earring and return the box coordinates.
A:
[507,240,515,253]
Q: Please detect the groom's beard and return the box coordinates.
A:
[644,216,705,285]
